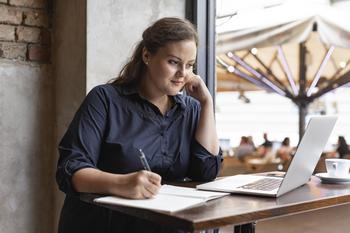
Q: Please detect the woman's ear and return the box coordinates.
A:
[142,47,150,65]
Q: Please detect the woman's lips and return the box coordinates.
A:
[171,80,184,86]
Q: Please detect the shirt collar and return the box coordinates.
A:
[119,84,139,96]
[173,93,187,110]
[118,84,187,109]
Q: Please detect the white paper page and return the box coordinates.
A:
[159,185,230,200]
[94,194,204,213]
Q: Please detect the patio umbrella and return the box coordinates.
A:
[216,0,350,139]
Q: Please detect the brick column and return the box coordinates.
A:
[0,0,51,63]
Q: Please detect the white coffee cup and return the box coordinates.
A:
[325,159,350,177]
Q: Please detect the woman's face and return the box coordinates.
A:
[143,39,197,96]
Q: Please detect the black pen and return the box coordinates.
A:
[138,148,151,171]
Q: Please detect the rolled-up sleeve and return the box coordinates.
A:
[185,99,223,181]
[56,86,108,196]
[187,139,223,181]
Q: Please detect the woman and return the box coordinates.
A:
[337,136,350,158]
[56,17,222,233]
[276,137,292,163]
[235,136,255,162]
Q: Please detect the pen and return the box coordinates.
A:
[138,148,151,171]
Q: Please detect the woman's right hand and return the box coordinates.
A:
[71,168,162,200]
[115,171,162,199]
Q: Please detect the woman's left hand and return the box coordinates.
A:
[184,71,212,104]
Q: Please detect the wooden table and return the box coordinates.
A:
[81,176,350,233]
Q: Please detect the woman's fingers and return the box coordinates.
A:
[143,183,159,198]
[141,185,156,199]
[149,173,162,186]
[185,74,199,94]
[146,172,162,195]
[139,171,161,198]
[185,74,212,104]
[118,171,162,199]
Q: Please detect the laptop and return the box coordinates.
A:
[197,116,338,197]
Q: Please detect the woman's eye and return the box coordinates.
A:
[186,64,195,69]
[169,60,178,65]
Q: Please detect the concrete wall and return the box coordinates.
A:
[0,59,54,233]
[0,1,54,233]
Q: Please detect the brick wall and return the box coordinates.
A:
[0,0,51,63]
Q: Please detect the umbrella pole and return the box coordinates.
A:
[298,101,308,140]
[298,43,308,141]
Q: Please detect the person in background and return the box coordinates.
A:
[276,137,292,163]
[336,136,350,159]
[256,132,273,158]
[261,132,272,148]
[247,135,256,151]
[56,17,222,233]
[235,136,255,162]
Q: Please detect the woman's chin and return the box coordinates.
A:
[167,91,180,96]
[167,87,183,96]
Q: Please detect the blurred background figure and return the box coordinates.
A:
[257,132,273,159]
[336,136,350,159]
[235,136,255,162]
[247,135,256,151]
[276,137,292,163]
[261,132,272,148]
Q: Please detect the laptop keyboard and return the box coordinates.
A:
[238,178,282,191]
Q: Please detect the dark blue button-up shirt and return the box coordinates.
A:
[56,84,222,233]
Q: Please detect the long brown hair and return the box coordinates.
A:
[110,17,198,86]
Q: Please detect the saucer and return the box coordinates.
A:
[315,173,350,183]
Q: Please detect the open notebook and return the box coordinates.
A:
[94,184,229,213]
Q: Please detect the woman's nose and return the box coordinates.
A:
[176,65,186,77]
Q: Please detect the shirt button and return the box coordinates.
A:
[162,151,167,155]
[160,132,164,136]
